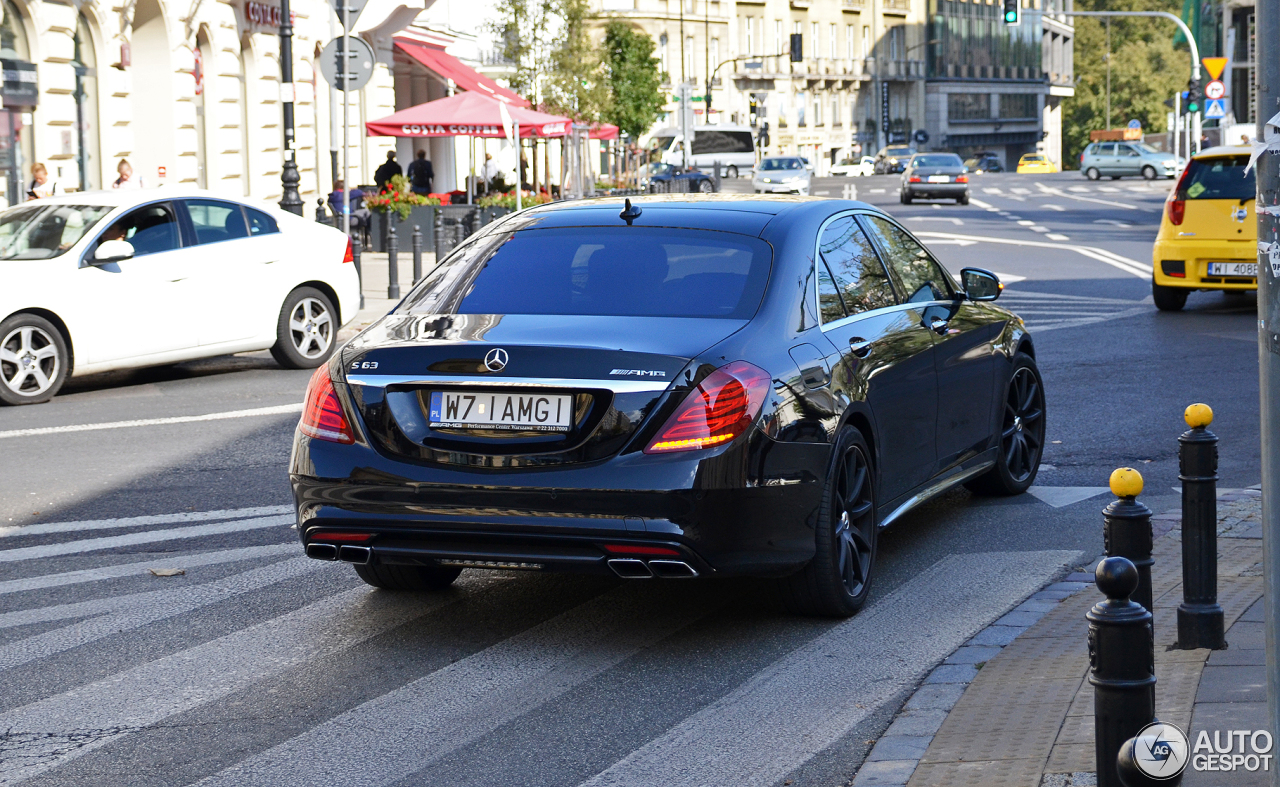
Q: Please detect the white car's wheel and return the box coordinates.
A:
[726,165,739,179]
[271,287,337,369]
[0,314,69,406]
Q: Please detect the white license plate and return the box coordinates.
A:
[1207,262,1258,277]
[927,175,950,183]
[428,391,573,432]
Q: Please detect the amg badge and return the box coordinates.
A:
[610,369,666,377]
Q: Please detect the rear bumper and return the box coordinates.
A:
[289,430,830,578]
[904,183,967,197]
[1152,239,1259,290]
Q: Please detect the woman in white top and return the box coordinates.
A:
[112,159,145,189]
[27,163,61,200]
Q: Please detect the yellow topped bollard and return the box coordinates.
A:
[1184,403,1213,429]
[1109,467,1144,499]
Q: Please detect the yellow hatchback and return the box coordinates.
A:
[1016,154,1059,174]
[1151,146,1256,311]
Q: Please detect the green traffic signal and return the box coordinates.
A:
[1004,10,1018,21]
[1188,102,1199,112]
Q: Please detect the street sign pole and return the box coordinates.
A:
[341,10,350,240]
[278,0,303,215]
[1258,0,1280,776]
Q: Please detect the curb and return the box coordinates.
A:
[851,487,1260,787]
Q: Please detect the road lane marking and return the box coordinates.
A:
[1034,182,1142,211]
[1042,204,1066,211]
[1094,219,1133,227]
[1046,233,1070,240]
[0,505,293,538]
[1017,220,1035,226]
[1027,487,1110,507]
[0,582,453,785]
[0,557,323,671]
[1098,186,1120,192]
[574,550,1077,787]
[1067,186,1090,192]
[842,183,858,199]
[1011,187,1031,195]
[0,515,294,563]
[914,231,1152,278]
[191,585,724,787]
[905,217,964,225]
[0,403,303,441]
[1030,226,1049,232]
[0,543,297,596]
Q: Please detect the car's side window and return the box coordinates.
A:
[184,199,249,245]
[820,215,898,316]
[1099,143,1116,156]
[816,259,847,324]
[245,208,280,236]
[1119,145,1140,157]
[99,204,181,257]
[860,215,955,304]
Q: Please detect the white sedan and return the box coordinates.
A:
[830,156,875,177]
[752,156,811,195]
[0,189,360,405]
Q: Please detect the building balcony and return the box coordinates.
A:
[883,0,911,13]
[843,0,866,8]
[871,58,924,79]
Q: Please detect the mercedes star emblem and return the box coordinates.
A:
[484,348,509,372]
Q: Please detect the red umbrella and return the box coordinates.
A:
[589,123,620,140]
[366,91,571,138]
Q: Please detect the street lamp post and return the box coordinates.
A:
[278,0,303,215]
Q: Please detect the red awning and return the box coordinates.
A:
[589,123,619,140]
[394,38,528,107]
[366,91,572,138]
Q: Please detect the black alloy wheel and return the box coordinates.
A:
[967,354,1045,496]
[779,428,877,617]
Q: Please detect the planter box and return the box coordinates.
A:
[370,206,438,253]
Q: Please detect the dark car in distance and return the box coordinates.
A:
[873,145,916,174]
[644,162,717,193]
[291,195,1045,617]
[901,153,971,204]
[963,152,1004,173]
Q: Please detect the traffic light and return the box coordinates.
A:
[1186,79,1201,113]
[1002,0,1019,25]
[790,33,803,62]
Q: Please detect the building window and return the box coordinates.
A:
[948,93,991,121]
[888,26,904,59]
[812,22,820,58]
[829,24,837,60]
[861,25,871,58]
[832,98,839,126]
[775,20,783,60]
[814,95,822,125]
[846,25,854,59]
[744,18,754,55]
[72,14,102,191]
[797,92,806,126]
[998,93,1038,119]
[659,33,669,80]
[686,35,695,82]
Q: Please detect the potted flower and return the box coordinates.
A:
[366,175,441,251]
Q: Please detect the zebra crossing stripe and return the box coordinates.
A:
[574,550,1077,787]
[0,583,454,786]
[0,506,294,539]
[0,515,295,563]
[915,231,1151,279]
[0,404,303,441]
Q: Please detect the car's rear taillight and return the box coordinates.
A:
[342,237,354,263]
[1168,164,1192,226]
[908,176,922,183]
[300,365,355,444]
[956,174,968,183]
[644,361,772,454]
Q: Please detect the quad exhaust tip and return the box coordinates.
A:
[337,545,372,565]
[607,558,698,579]
[306,543,338,561]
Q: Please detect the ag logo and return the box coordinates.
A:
[1128,721,1189,780]
[1232,205,1249,223]
[483,348,509,372]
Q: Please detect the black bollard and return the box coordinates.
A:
[386,220,401,300]
[1103,468,1155,614]
[434,209,446,261]
[1177,403,1226,649]
[316,198,328,224]
[412,224,423,282]
[351,236,364,309]
[1090,556,1156,787]
[1117,724,1187,786]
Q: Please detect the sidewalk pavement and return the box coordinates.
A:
[854,487,1265,787]
[337,251,431,343]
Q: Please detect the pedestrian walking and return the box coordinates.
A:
[112,159,145,189]
[407,149,434,195]
[27,163,61,200]
[374,151,402,191]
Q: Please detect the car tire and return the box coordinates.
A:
[966,353,1045,497]
[353,562,462,591]
[1141,165,1158,180]
[726,165,739,179]
[1109,175,1121,180]
[271,287,338,369]
[0,313,70,406]
[957,192,970,205]
[900,191,913,204]
[1153,280,1189,311]
[698,179,716,193]
[1085,167,1100,181]
[778,428,877,617]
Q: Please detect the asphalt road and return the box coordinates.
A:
[0,171,1261,787]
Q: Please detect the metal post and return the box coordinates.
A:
[434,209,446,261]
[412,224,423,281]
[386,220,400,300]
[278,0,302,215]
[316,198,327,224]
[1103,468,1155,614]
[351,236,364,309]
[341,5,350,240]
[1260,0,1280,769]
[1089,556,1156,787]
[328,2,338,189]
[1178,403,1226,649]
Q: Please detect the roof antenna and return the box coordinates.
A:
[619,198,642,226]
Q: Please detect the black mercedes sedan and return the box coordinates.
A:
[290,195,1044,617]
[901,153,971,204]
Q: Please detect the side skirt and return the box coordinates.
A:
[877,448,998,529]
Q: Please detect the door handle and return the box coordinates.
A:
[849,337,873,357]
[928,317,949,335]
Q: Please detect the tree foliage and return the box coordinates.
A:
[544,0,610,121]
[599,22,665,138]
[1062,0,1193,167]
[488,0,553,103]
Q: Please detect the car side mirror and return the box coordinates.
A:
[961,267,1002,301]
[92,239,135,264]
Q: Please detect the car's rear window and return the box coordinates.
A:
[397,226,773,319]
[1178,155,1255,201]
[912,154,963,167]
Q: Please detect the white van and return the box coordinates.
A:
[651,125,757,177]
